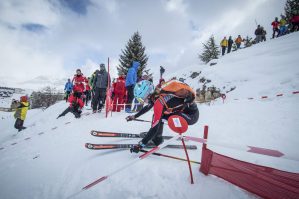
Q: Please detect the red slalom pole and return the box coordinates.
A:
[181,135,194,184]
[140,149,201,164]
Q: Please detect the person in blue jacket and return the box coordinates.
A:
[125,61,140,113]
[64,78,73,102]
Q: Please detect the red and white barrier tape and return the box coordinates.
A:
[230,90,299,101]
[185,136,298,162]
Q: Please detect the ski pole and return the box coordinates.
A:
[133,118,151,123]
[140,149,201,164]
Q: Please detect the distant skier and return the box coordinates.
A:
[271,18,280,38]
[64,78,73,102]
[14,96,30,132]
[220,37,228,56]
[160,66,165,79]
[255,25,263,43]
[227,36,233,53]
[261,27,267,42]
[57,90,84,119]
[235,35,243,49]
[126,80,199,153]
[290,15,299,32]
[279,15,287,36]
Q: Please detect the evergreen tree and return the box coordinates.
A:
[117,31,150,78]
[285,0,299,20]
[199,35,220,64]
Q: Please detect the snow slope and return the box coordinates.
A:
[0,32,299,199]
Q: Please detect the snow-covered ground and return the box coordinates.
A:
[0,32,299,199]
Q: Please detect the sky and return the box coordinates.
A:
[0,0,286,88]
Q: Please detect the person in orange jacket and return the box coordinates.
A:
[235,35,243,49]
[220,37,228,56]
[112,75,126,112]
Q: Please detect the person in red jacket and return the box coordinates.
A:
[271,17,280,38]
[291,15,299,32]
[112,75,126,112]
[57,91,84,118]
[72,69,86,93]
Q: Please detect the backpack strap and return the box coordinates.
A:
[158,94,185,115]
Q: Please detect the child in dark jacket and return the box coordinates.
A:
[57,91,84,119]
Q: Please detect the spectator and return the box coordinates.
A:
[89,70,97,101]
[14,96,29,132]
[227,36,233,53]
[279,15,287,36]
[84,77,91,106]
[92,63,110,113]
[112,74,126,112]
[255,25,263,43]
[160,66,165,79]
[220,37,228,56]
[64,78,73,102]
[72,69,86,93]
[290,14,299,32]
[156,78,165,90]
[261,27,267,42]
[125,61,140,113]
[235,35,243,49]
[271,17,280,38]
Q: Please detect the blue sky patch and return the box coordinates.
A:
[21,23,47,33]
[59,0,92,15]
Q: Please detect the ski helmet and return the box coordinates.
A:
[134,80,154,102]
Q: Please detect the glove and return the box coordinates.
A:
[126,115,135,122]
[130,143,145,153]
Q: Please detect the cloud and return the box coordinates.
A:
[0,0,286,88]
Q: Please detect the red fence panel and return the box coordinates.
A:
[200,148,299,199]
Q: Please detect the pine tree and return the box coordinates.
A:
[285,0,299,20]
[117,31,150,78]
[199,35,220,64]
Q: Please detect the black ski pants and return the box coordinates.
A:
[14,118,24,131]
[126,85,135,110]
[92,88,106,111]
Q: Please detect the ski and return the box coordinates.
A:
[90,130,174,140]
[85,143,197,150]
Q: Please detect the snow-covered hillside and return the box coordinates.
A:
[0,88,32,109]
[0,76,66,92]
[0,33,299,199]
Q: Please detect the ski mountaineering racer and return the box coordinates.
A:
[126,79,199,153]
